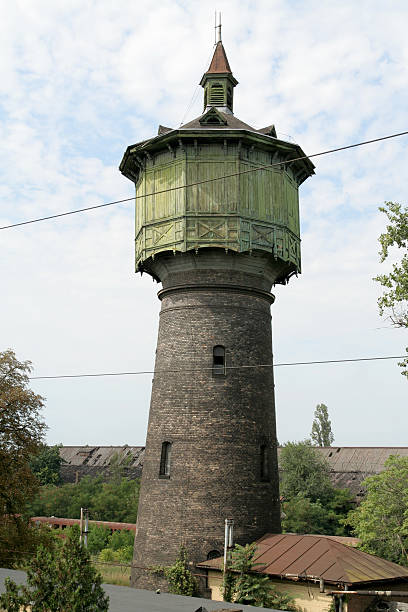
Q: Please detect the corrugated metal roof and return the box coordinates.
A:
[198,534,408,586]
[59,446,144,468]
[59,446,408,473]
[279,447,408,474]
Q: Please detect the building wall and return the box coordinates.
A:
[207,572,408,612]
[207,570,332,612]
[345,583,408,612]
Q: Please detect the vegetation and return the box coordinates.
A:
[29,443,64,486]
[28,474,140,523]
[223,542,299,610]
[0,349,50,567]
[95,527,134,562]
[282,489,354,536]
[280,440,333,503]
[280,441,354,536]
[55,524,133,586]
[346,455,408,566]
[374,201,408,377]
[0,532,109,611]
[151,546,197,596]
[311,403,334,446]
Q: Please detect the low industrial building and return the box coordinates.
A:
[59,446,408,499]
[197,533,408,612]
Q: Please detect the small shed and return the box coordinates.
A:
[197,534,408,612]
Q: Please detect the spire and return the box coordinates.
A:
[206,41,232,75]
[200,18,238,114]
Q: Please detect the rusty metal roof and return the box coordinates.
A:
[30,516,136,531]
[206,41,232,74]
[198,534,408,586]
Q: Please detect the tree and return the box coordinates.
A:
[346,455,408,566]
[282,489,354,536]
[223,542,299,610]
[164,546,197,596]
[282,496,331,535]
[151,545,197,596]
[373,201,408,377]
[29,443,64,485]
[280,440,333,504]
[28,474,140,523]
[0,349,47,567]
[87,525,110,555]
[311,403,334,446]
[0,532,109,611]
[280,441,354,536]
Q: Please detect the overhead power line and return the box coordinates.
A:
[2,129,408,231]
[28,354,407,380]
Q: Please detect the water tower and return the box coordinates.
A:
[120,27,314,589]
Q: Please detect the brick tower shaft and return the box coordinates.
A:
[132,250,281,589]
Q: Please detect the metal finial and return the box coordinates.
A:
[217,12,222,43]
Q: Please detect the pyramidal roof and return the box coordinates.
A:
[206,41,232,74]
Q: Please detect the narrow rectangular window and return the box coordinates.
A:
[260,445,270,482]
[213,345,226,376]
[159,441,172,478]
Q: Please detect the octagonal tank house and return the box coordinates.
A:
[120,29,314,590]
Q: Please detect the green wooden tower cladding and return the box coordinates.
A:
[120,34,314,592]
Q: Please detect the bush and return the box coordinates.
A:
[109,528,134,551]
[151,546,197,596]
[88,525,110,554]
[0,533,109,611]
[223,543,300,610]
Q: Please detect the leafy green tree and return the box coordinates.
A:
[109,528,134,551]
[28,474,140,523]
[0,533,109,611]
[346,455,408,565]
[282,496,331,535]
[282,490,354,536]
[151,546,197,596]
[29,443,64,485]
[94,528,135,562]
[280,440,333,504]
[0,349,47,567]
[311,403,334,446]
[280,441,354,536]
[373,201,408,377]
[164,546,197,596]
[87,525,110,554]
[223,542,299,609]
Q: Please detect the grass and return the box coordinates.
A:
[92,559,132,586]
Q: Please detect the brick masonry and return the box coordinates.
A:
[131,249,282,590]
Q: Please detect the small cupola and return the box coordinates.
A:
[200,23,238,114]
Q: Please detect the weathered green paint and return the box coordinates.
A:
[202,76,236,112]
[131,136,302,281]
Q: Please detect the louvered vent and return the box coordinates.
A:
[209,83,224,105]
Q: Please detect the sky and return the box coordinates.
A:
[1,0,407,447]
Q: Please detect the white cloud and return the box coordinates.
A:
[0,0,407,446]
